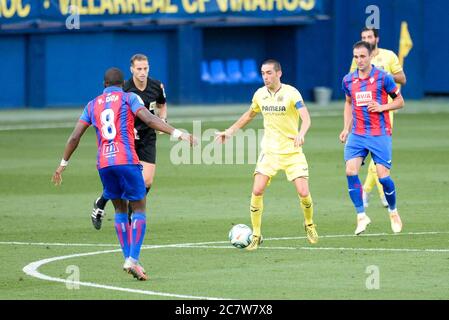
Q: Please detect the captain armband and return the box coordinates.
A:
[388,89,401,99]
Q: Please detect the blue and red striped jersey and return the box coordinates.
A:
[342,65,400,136]
[79,86,146,169]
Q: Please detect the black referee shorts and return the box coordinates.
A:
[135,130,156,164]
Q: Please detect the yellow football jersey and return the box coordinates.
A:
[251,84,305,154]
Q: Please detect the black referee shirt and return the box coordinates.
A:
[124,77,166,135]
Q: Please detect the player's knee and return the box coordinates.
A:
[345,168,358,176]
[143,178,153,188]
[297,189,309,198]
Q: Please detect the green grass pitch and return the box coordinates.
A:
[0,100,448,300]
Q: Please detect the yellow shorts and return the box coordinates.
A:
[254,152,309,181]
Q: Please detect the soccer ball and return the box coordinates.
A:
[228,224,253,249]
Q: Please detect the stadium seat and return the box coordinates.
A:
[209,59,228,84]
[226,59,242,84]
[241,59,262,83]
[201,61,212,83]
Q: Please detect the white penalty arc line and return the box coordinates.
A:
[19,231,449,300]
[22,248,230,300]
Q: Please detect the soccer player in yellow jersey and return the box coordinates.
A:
[216,59,318,250]
[350,27,407,209]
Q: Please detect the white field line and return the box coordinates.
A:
[15,230,449,300]
[179,245,449,253]
[2,230,449,248]
[22,248,230,300]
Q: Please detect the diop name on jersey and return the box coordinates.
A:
[98,94,119,104]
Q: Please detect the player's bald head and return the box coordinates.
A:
[104,67,124,87]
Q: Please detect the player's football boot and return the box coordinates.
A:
[128,263,148,281]
[389,211,403,233]
[362,191,370,208]
[123,258,133,272]
[246,234,263,251]
[91,197,105,230]
[354,215,371,235]
[304,223,319,244]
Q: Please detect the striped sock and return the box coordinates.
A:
[130,212,147,261]
[114,213,130,259]
[379,176,396,211]
[347,175,365,214]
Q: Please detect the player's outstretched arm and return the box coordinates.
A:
[339,96,353,143]
[52,121,89,186]
[136,108,197,146]
[215,109,258,144]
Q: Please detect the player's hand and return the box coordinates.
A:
[214,129,232,144]
[367,101,384,113]
[339,129,349,143]
[52,166,66,186]
[180,133,198,147]
[288,134,305,147]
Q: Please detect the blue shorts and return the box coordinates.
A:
[98,164,146,201]
[344,133,393,169]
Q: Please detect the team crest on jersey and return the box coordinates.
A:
[103,142,119,158]
[149,101,156,111]
[277,95,284,102]
[355,91,373,106]
[369,77,375,84]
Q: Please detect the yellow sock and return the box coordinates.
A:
[374,175,385,199]
[299,194,314,225]
[250,193,263,236]
[363,161,377,193]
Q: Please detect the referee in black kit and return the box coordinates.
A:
[91,53,168,229]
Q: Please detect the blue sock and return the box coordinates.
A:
[114,213,130,259]
[130,212,147,261]
[347,175,365,214]
[379,176,396,211]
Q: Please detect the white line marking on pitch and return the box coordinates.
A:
[22,249,230,300]
[3,231,449,248]
[17,231,449,300]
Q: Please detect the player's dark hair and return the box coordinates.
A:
[361,27,379,38]
[262,59,282,72]
[353,41,374,55]
[104,67,124,87]
[130,53,148,66]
